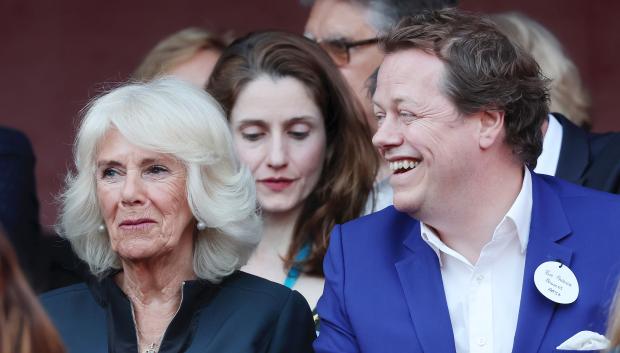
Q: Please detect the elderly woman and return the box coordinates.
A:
[41,78,315,353]
[207,31,379,310]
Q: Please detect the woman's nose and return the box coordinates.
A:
[120,172,146,206]
[266,135,288,169]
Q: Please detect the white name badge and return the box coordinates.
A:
[534,261,579,304]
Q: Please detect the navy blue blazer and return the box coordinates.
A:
[555,113,620,194]
[42,271,315,353]
[0,126,41,281]
[314,173,620,353]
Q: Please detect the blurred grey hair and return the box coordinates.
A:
[491,12,591,128]
[57,78,261,283]
[301,0,458,33]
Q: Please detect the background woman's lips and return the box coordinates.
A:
[259,178,295,192]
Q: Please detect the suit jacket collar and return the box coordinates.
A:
[396,220,456,353]
[512,172,573,353]
[554,113,590,183]
[395,173,572,353]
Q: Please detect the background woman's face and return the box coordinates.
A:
[95,129,194,261]
[230,75,327,215]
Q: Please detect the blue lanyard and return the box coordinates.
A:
[283,243,311,289]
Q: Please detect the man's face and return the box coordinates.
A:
[372,49,481,221]
[305,0,384,132]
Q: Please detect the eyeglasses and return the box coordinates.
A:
[314,37,381,67]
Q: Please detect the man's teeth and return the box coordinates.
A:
[389,160,419,172]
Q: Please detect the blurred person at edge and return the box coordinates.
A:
[304,0,458,211]
[40,78,315,353]
[133,27,228,87]
[313,9,620,353]
[492,12,620,194]
[207,31,378,312]
[0,228,65,353]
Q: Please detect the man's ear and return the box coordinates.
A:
[478,110,505,149]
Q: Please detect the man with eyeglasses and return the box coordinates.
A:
[304,0,458,213]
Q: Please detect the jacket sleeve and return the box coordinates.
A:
[313,224,360,353]
[267,289,316,353]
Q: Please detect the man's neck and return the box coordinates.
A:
[422,162,525,265]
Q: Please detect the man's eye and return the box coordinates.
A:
[399,111,417,122]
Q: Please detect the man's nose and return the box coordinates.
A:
[372,115,402,153]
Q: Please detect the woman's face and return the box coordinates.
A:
[95,129,194,261]
[230,75,327,215]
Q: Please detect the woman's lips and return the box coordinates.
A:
[119,218,156,230]
[259,178,296,192]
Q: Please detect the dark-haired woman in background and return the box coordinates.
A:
[208,31,379,310]
[0,228,65,353]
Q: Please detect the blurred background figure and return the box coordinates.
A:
[208,31,378,310]
[133,27,229,87]
[0,228,65,353]
[303,0,458,208]
[492,12,620,194]
[491,12,591,129]
[42,78,315,353]
[0,127,41,288]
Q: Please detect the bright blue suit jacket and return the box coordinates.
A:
[314,173,620,353]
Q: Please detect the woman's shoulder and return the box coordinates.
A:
[216,271,309,310]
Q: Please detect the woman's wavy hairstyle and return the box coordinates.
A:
[207,31,379,276]
[133,27,229,83]
[491,12,591,129]
[57,78,261,283]
[0,228,65,353]
[382,8,549,169]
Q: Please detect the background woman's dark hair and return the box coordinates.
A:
[207,31,379,276]
[381,8,549,169]
[0,228,65,353]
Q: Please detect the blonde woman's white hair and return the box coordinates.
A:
[491,12,592,128]
[58,77,261,283]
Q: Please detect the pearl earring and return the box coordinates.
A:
[197,221,207,231]
[98,224,105,232]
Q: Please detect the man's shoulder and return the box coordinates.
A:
[341,206,417,233]
[538,173,620,203]
[335,206,419,252]
[0,126,33,156]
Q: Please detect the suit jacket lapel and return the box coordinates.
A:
[554,113,590,183]
[395,221,457,353]
[512,173,573,353]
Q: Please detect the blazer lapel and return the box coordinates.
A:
[512,173,573,353]
[395,222,457,353]
[554,113,590,183]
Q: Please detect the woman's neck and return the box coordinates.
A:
[261,207,302,256]
[114,239,196,352]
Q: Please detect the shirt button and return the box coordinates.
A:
[477,337,487,346]
[476,274,484,283]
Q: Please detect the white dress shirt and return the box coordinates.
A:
[534,114,563,176]
[421,169,533,353]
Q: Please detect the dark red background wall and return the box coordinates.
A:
[1,0,619,230]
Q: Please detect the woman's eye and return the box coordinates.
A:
[101,168,119,179]
[288,130,310,140]
[146,165,169,175]
[241,132,264,141]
